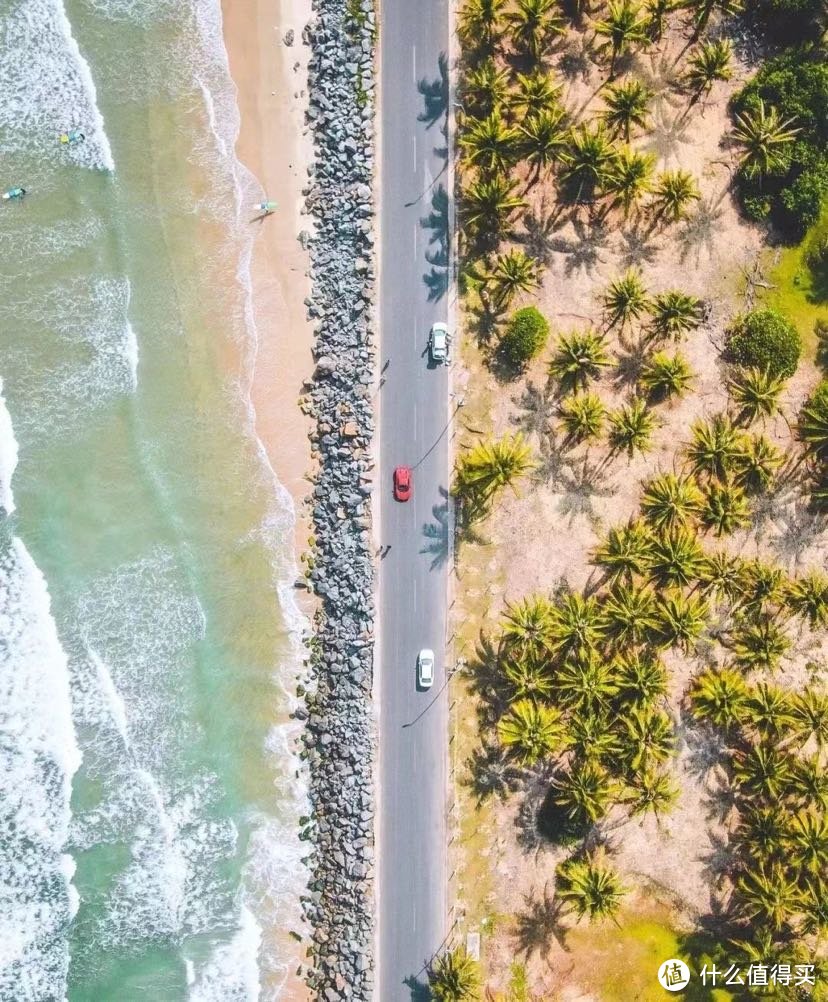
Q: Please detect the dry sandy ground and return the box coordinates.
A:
[452,16,828,997]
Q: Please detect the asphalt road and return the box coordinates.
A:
[377,0,452,998]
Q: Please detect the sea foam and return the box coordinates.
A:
[0,537,81,1002]
[0,0,114,171]
[0,379,19,516]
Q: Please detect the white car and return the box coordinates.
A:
[417,648,435,689]
[428,322,451,365]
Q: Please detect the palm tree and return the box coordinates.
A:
[622,705,674,771]
[592,520,653,583]
[603,268,650,330]
[734,559,788,616]
[503,654,556,700]
[689,667,749,731]
[686,0,743,40]
[683,39,733,101]
[733,744,794,802]
[798,380,828,462]
[735,805,789,865]
[790,687,828,749]
[458,0,508,50]
[648,290,703,341]
[462,58,511,117]
[560,124,618,203]
[785,571,828,629]
[553,760,616,825]
[501,595,556,657]
[800,878,828,938]
[686,413,743,481]
[654,590,709,651]
[640,350,693,402]
[462,173,527,233]
[556,854,627,923]
[698,551,744,600]
[644,0,677,39]
[549,329,612,392]
[594,0,649,76]
[735,863,802,933]
[728,615,791,672]
[429,947,481,1002]
[568,710,622,764]
[510,69,562,118]
[498,698,566,764]
[649,169,700,224]
[747,681,796,741]
[734,436,783,495]
[505,0,566,60]
[794,755,828,811]
[549,592,605,659]
[648,528,705,587]
[519,107,570,182]
[486,249,539,308]
[601,79,652,142]
[727,367,786,426]
[456,433,535,508]
[556,653,620,712]
[641,472,703,530]
[785,813,828,879]
[626,767,679,818]
[608,397,657,457]
[732,100,800,179]
[460,108,520,174]
[602,148,655,218]
[601,584,659,646]
[700,480,750,536]
[560,391,607,442]
[616,652,667,704]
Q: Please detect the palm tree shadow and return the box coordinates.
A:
[466,632,511,723]
[549,217,611,276]
[513,883,571,958]
[557,453,616,525]
[678,196,726,266]
[511,378,557,442]
[514,198,569,267]
[558,33,598,83]
[613,338,648,390]
[618,225,660,269]
[767,499,823,568]
[417,51,449,129]
[464,741,525,806]
[421,487,450,570]
[402,974,432,1002]
[422,183,449,302]
[643,105,693,163]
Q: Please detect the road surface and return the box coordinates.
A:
[377,0,452,998]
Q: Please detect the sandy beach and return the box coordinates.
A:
[222,1,314,997]
[223,0,315,562]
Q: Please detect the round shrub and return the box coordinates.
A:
[500,306,550,368]
[725,308,801,378]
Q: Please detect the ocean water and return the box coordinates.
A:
[0,1,308,999]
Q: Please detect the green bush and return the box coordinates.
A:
[731,49,828,239]
[745,0,825,41]
[725,309,801,378]
[500,306,550,367]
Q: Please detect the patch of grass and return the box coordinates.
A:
[566,905,734,1002]
[761,205,828,352]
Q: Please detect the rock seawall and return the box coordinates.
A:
[298,1,377,999]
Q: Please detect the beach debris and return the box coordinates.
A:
[284,28,295,46]
[253,200,279,214]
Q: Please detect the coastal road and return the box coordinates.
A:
[377,0,453,998]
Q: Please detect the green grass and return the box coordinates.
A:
[761,205,828,355]
[566,908,734,1001]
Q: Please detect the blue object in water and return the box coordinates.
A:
[2,187,26,201]
[60,129,85,145]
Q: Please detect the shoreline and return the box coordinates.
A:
[222,0,315,565]
[221,0,315,998]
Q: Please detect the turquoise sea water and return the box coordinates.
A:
[0,1,307,998]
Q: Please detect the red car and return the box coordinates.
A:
[393,465,412,502]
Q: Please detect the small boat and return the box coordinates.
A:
[60,129,85,145]
[253,200,278,214]
[2,187,26,201]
